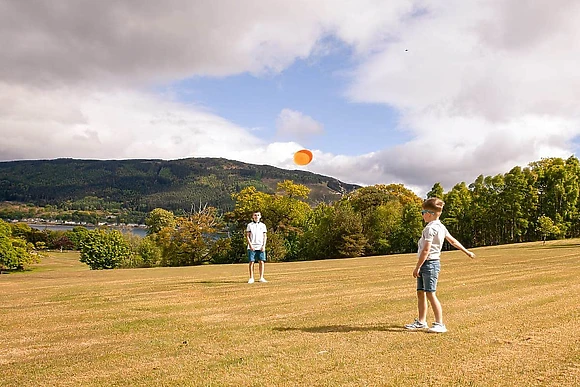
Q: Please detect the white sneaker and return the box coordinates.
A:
[427,322,447,333]
[248,278,254,284]
[404,318,428,330]
[259,277,268,283]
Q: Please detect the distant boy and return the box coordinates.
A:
[405,197,475,333]
[246,211,267,284]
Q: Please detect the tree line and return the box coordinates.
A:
[429,156,579,246]
[2,156,578,271]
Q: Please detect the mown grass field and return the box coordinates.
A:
[1,240,579,386]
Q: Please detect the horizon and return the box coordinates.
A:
[2,154,577,196]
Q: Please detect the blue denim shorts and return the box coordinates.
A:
[417,259,441,292]
[247,249,266,262]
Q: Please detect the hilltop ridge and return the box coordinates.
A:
[0,157,361,221]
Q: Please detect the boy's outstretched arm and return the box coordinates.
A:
[445,234,476,258]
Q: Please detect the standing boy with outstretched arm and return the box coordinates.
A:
[405,197,475,333]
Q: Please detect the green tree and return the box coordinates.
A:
[0,220,38,270]
[209,231,247,264]
[500,167,534,242]
[426,183,444,199]
[347,184,421,256]
[298,203,336,260]
[536,215,561,243]
[263,230,287,262]
[145,208,176,235]
[468,174,505,246]
[118,232,146,268]
[442,182,473,246]
[334,202,366,257]
[228,186,272,228]
[64,226,91,250]
[389,202,424,253]
[276,180,310,199]
[299,201,365,259]
[156,206,221,266]
[364,201,403,255]
[9,222,33,239]
[348,184,420,214]
[137,236,162,267]
[561,156,580,236]
[79,229,132,270]
[531,157,579,238]
[207,237,234,264]
[265,194,310,234]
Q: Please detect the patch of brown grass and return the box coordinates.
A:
[1,240,579,386]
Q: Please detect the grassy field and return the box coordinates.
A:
[1,240,579,386]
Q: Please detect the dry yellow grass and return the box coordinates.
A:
[1,241,579,386]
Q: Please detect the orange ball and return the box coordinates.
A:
[293,149,313,165]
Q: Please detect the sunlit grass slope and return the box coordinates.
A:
[1,241,579,386]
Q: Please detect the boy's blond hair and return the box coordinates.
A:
[423,197,445,213]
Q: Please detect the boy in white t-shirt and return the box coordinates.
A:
[246,211,267,284]
[405,197,475,333]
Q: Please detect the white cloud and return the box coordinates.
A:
[275,109,324,141]
[0,84,262,161]
[0,0,417,87]
[344,0,580,190]
[0,83,313,171]
[1,0,580,196]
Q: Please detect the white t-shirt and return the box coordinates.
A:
[246,221,267,250]
[417,220,448,260]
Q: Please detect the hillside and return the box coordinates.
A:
[0,158,360,218]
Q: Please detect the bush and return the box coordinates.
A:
[65,227,91,250]
[79,229,131,270]
[264,231,287,262]
[208,238,234,264]
[50,234,75,251]
[137,236,162,267]
[0,220,39,270]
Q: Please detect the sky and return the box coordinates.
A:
[1,0,579,196]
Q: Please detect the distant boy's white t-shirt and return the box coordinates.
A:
[246,221,267,250]
[417,220,448,260]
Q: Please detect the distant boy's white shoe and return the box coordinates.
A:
[404,318,428,330]
[248,278,254,284]
[427,322,447,333]
[259,277,268,283]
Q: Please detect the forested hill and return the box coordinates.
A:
[0,157,360,214]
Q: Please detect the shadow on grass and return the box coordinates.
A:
[273,323,406,333]
[537,244,580,249]
[188,280,241,284]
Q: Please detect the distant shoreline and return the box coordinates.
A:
[24,221,146,228]
[26,223,148,237]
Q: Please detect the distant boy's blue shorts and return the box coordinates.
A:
[247,249,266,262]
[417,259,440,292]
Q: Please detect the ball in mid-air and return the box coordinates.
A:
[293,149,313,165]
